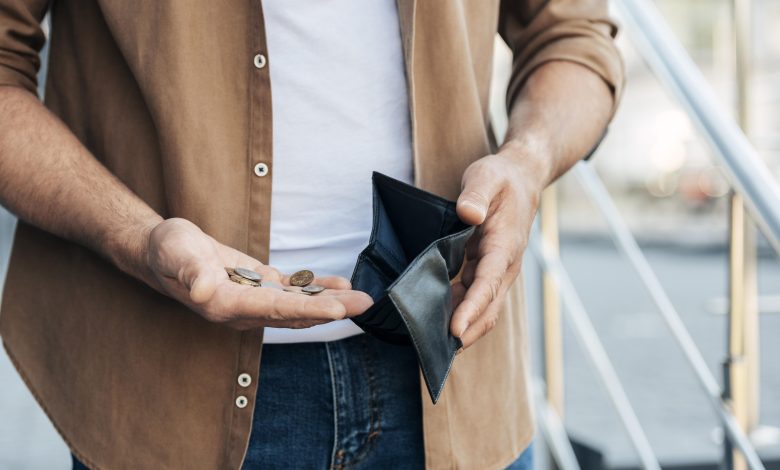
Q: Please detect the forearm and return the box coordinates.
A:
[0,86,162,283]
[500,61,614,189]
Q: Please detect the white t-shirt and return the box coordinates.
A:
[262,0,414,343]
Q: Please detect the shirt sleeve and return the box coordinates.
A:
[498,0,625,119]
[0,0,50,96]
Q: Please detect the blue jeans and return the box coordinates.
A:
[73,332,532,469]
[243,332,424,469]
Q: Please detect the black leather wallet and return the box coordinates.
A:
[350,172,475,403]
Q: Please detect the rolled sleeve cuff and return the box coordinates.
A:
[0,62,39,95]
[506,25,625,121]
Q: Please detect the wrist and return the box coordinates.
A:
[497,134,555,193]
[104,214,164,287]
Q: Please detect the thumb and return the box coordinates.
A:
[180,258,218,304]
[456,166,501,225]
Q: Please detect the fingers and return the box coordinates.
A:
[456,160,504,226]
[321,289,374,316]
[312,275,352,290]
[222,283,348,323]
[458,298,505,349]
[214,280,373,326]
[451,280,467,311]
[450,250,510,337]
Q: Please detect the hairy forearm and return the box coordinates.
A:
[0,87,162,282]
[501,61,614,189]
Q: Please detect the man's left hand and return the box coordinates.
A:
[450,147,546,350]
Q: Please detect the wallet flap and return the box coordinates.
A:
[387,225,474,403]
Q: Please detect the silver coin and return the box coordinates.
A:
[234,267,262,282]
[283,286,312,296]
[301,285,325,294]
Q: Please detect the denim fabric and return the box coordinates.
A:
[72,332,533,469]
[506,442,534,470]
[243,333,424,469]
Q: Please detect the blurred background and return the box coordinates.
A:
[1,0,780,469]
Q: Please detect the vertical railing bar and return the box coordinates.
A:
[727,2,760,469]
[530,233,662,470]
[533,381,582,470]
[541,186,565,417]
[572,162,765,470]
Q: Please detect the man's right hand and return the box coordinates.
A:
[145,218,374,330]
[0,89,373,330]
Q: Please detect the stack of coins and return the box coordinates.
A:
[225,267,262,287]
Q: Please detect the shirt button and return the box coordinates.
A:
[237,373,252,388]
[253,162,269,177]
[253,53,267,69]
[235,396,248,409]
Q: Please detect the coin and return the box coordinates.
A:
[229,273,260,287]
[301,285,325,294]
[225,267,236,276]
[234,267,262,282]
[283,286,312,296]
[289,269,314,287]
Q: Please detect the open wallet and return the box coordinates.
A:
[349,172,476,403]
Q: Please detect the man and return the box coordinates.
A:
[0,0,623,468]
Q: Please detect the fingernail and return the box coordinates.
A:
[460,200,486,219]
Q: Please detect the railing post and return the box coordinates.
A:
[540,186,564,418]
[726,1,759,469]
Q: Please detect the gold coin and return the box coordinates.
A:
[302,285,325,294]
[234,267,262,282]
[289,269,314,287]
[229,274,259,287]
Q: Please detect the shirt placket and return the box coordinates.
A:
[225,0,273,468]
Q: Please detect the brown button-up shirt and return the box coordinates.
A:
[0,1,623,468]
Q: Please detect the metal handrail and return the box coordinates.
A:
[533,381,582,470]
[531,233,662,470]
[529,0,775,468]
[614,0,780,255]
[573,163,766,470]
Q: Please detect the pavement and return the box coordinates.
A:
[1,208,780,469]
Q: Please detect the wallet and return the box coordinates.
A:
[349,172,475,403]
